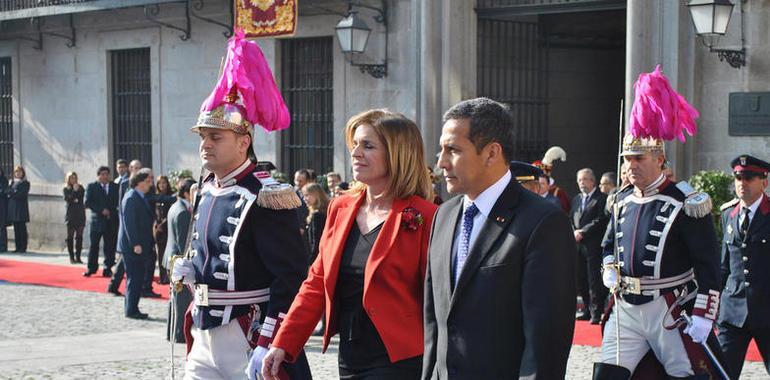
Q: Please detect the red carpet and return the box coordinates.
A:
[0,258,762,362]
[0,258,169,300]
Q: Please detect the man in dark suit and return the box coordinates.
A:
[118,168,156,319]
[163,178,195,342]
[570,168,609,324]
[107,159,142,295]
[717,155,770,379]
[423,97,576,379]
[84,166,119,277]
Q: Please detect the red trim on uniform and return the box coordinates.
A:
[234,162,257,182]
[760,193,770,215]
[733,165,768,174]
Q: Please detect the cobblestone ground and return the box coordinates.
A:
[1,259,767,379]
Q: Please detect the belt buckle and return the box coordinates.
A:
[194,284,209,306]
[623,277,642,295]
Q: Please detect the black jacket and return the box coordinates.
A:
[570,189,609,256]
[63,185,86,227]
[7,179,29,223]
[85,181,119,233]
[423,178,576,379]
[718,194,770,329]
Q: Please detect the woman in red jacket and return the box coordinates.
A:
[261,109,437,379]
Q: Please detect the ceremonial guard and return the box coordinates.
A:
[170,32,311,379]
[509,160,546,194]
[533,146,571,212]
[595,66,724,379]
[717,155,770,379]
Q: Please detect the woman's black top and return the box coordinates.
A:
[335,222,390,371]
[63,186,86,227]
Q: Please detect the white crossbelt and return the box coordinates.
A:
[620,269,695,295]
[194,285,270,306]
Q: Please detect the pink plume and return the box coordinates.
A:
[200,30,290,132]
[628,65,699,142]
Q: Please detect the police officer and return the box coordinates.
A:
[717,154,770,379]
[170,34,311,380]
[510,160,545,194]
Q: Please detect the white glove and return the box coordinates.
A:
[602,266,618,289]
[170,257,195,285]
[246,346,269,380]
[683,315,713,343]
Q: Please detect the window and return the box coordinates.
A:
[280,37,334,177]
[111,48,152,167]
[0,57,12,177]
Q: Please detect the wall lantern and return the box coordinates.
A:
[687,0,745,68]
[335,2,388,78]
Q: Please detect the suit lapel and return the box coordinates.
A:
[364,197,407,293]
[431,196,463,300]
[748,194,770,238]
[451,179,520,307]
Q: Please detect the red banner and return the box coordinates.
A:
[235,0,297,38]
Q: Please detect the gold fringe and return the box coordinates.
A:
[684,192,713,219]
[257,184,301,210]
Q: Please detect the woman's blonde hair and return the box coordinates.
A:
[302,183,329,224]
[64,171,78,187]
[14,165,25,180]
[344,109,433,200]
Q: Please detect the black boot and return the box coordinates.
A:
[66,238,76,264]
[593,362,631,380]
[75,237,83,263]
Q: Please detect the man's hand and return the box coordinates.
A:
[133,245,142,255]
[246,346,269,380]
[262,347,287,380]
[101,209,110,217]
[170,257,195,285]
[573,230,583,242]
[602,265,618,289]
[684,315,713,343]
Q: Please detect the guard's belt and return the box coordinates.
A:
[193,285,270,307]
[620,269,695,295]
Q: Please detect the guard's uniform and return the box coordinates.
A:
[183,160,312,379]
[600,174,721,377]
[717,155,770,379]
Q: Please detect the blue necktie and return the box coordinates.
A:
[454,203,479,285]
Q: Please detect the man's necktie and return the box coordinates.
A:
[581,194,589,212]
[103,184,108,195]
[454,203,479,286]
[739,207,750,241]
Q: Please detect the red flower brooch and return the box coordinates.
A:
[401,207,424,231]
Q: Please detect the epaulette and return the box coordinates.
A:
[253,171,301,210]
[720,198,739,212]
[675,181,712,218]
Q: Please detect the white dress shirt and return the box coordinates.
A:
[452,170,512,262]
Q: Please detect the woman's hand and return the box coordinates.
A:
[261,347,287,380]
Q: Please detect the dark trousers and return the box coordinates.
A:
[339,356,421,380]
[66,225,84,260]
[108,255,126,292]
[12,222,27,252]
[123,250,146,315]
[87,225,116,273]
[577,247,607,318]
[155,236,169,284]
[0,221,7,251]
[143,249,157,292]
[717,321,770,380]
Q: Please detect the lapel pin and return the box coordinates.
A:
[496,216,506,223]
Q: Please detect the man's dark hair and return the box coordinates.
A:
[97,166,110,175]
[442,97,515,161]
[129,168,152,188]
[116,159,128,166]
[295,169,310,180]
[178,178,196,198]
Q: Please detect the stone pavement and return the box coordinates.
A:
[0,251,766,379]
